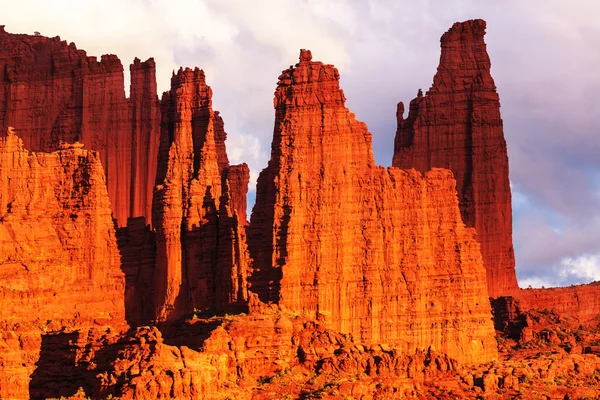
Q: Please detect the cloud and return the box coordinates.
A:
[4,0,600,288]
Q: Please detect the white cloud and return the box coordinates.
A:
[560,254,600,282]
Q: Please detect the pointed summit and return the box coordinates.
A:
[299,48,312,62]
[153,67,248,321]
[392,20,518,298]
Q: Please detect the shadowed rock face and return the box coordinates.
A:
[392,19,518,298]
[152,68,249,322]
[0,26,160,227]
[248,49,497,364]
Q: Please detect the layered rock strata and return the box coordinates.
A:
[248,50,497,364]
[0,131,126,398]
[0,27,160,226]
[153,68,249,321]
[392,19,518,298]
[516,283,600,326]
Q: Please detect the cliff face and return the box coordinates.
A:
[517,284,600,325]
[152,68,249,321]
[0,26,160,227]
[392,20,518,298]
[248,50,497,364]
[0,131,126,398]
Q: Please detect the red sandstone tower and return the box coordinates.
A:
[392,20,519,298]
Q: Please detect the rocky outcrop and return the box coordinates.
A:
[129,58,161,224]
[517,283,600,326]
[392,19,518,298]
[89,311,471,399]
[248,49,497,364]
[152,68,249,321]
[61,304,600,399]
[0,26,160,226]
[0,131,126,398]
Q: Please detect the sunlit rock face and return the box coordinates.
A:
[0,131,126,399]
[248,49,497,364]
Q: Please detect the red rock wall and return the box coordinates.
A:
[517,283,600,325]
[129,58,161,223]
[0,132,126,398]
[0,26,160,227]
[248,50,497,364]
[153,68,249,321]
[224,163,250,224]
[392,20,518,298]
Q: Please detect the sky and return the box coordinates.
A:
[3,0,600,289]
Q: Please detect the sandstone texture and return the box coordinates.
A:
[152,68,249,322]
[248,49,497,364]
[14,306,600,400]
[1,19,600,400]
[0,27,160,226]
[518,283,600,325]
[392,19,518,298]
[0,131,126,398]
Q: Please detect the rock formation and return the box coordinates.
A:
[152,68,249,321]
[0,131,126,398]
[517,283,600,324]
[0,26,160,226]
[3,18,600,400]
[492,283,600,333]
[392,19,518,298]
[248,49,497,364]
[35,301,600,399]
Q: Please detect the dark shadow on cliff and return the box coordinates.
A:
[116,216,156,327]
[178,186,249,319]
[29,332,90,400]
[246,167,286,305]
[159,317,225,350]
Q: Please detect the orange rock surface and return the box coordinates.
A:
[0,130,126,398]
[153,68,249,321]
[0,26,160,227]
[392,20,518,298]
[51,303,600,399]
[2,18,600,400]
[518,283,600,325]
[248,49,497,364]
